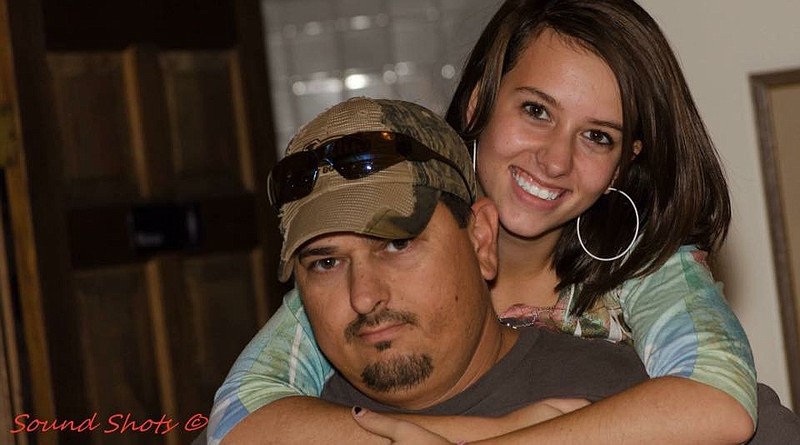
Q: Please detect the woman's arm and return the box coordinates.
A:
[616,245,757,437]
[208,288,333,445]
[222,397,388,445]
[353,377,752,445]
[223,396,582,444]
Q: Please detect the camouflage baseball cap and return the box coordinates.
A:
[276,97,477,282]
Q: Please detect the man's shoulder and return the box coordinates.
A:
[515,326,646,384]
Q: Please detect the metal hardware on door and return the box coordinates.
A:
[67,195,257,269]
[129,203,202,253]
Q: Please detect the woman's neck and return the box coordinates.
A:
[491,226,562,313]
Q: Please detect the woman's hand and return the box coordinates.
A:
[350,399,589,444]
[352,407,455,445]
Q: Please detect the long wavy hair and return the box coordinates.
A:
[446,0,731,315]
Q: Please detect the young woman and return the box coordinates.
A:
[208,0,756,443]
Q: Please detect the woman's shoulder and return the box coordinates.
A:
[621,245,715,294]
[618,244,729,327]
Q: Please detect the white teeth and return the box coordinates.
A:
[512,170,560,200]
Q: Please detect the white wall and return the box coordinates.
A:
[637,0,800,407]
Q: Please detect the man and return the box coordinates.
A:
[211,97,799,444]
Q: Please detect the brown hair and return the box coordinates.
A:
[446,0,731,314]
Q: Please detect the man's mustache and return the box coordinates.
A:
[345,310,419,343]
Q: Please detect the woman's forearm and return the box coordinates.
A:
[477,377,753,445]
[222,397,388,445]
[221,395,560,444]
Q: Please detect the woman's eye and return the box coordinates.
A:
[385,238,412,253]
[584,130,614,146]
[522,102,550,120]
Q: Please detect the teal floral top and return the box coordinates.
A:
[498,284,629,342]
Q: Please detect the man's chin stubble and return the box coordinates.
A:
[361,354,433,393]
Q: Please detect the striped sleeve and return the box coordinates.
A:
[207,288,333,445]
[620,245,758,424]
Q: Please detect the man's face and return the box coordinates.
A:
[295,201,497,409]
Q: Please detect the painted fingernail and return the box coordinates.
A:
[353,406,364,416]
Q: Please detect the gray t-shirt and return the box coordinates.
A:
[321,327,647,416]
[320,326,800,444]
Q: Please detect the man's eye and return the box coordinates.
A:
[385,238,412,252]
[310,258,338,271]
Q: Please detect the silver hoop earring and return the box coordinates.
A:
[470,140,477,172]
[576,187,640,262]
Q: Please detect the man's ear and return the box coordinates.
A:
[469,197,499,281]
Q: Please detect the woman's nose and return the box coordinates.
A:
[536,134,573,177]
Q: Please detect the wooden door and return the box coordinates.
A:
[1,1,285,444]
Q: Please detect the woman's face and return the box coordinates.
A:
[476,29,626,241]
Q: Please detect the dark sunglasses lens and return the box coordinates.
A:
[331,151,405,179]
[271,153,319,204]
[326,133,417,179]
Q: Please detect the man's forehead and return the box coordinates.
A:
[296,232,399,258]
[292,201,459,263]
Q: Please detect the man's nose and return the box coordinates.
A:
[348,262,389,315]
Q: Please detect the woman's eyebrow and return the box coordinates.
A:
[588,118,623,132]
[517,86,560,108]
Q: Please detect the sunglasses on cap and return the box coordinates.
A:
[267,131,472,210]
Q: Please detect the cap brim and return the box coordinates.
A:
[278,183,440,282]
